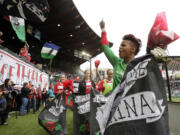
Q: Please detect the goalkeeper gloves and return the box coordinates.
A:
[150,47,167,60]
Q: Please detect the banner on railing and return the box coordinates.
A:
[0,45,49,89]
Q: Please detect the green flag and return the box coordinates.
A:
[9,16,26,42]
[41,42,60,59]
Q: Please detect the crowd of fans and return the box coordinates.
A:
[0,68,112,126]
[164,80,180,97]
[0,79,48,125]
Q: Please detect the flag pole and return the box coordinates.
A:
[90,57,92,80]
[164,61,172,102]
[49,58,53,73]
[47,48,54,73]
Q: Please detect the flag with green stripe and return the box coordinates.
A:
[41,42,60,59]
[9,16,26,42]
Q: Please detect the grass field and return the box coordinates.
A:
[0,108,73,135]
[167,97,180,102]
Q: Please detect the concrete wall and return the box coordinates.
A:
[168,103,180,135]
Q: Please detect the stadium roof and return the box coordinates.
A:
[0,0,113,72]
[29,0,113,66]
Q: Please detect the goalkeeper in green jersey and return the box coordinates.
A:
[99,20,142,90]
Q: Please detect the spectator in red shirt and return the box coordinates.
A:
[73,76,80,93]
[27,85,37,113]
[26,53,31,62]
[54,75,70,135]
[27,81,32,90]
[54,74,66,95]
[19,42,29,57]
[78,70,96,95]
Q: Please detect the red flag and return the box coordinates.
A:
[147,12,179,52]
[75,76,80,82]
[63,80,74,92]
[95,60,100,68]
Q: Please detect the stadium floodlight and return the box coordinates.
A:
[82,51,91,58]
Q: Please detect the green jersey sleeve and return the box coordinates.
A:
[102,45,120,66]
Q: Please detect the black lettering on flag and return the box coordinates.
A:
[94,56,169,135]
[123,97,138,117]
[140,94,155,115]
[139,61,147,76]
[116,106,126,120]
[132,68,138,80]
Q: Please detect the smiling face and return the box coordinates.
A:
[119,40,136,62]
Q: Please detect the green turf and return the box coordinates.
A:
[0,108,73,135]
[167,97,180,102]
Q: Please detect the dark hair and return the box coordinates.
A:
[49,83,53,89]
[4,78,10,88]
[123,34,142,55]
[23,82,28,87]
